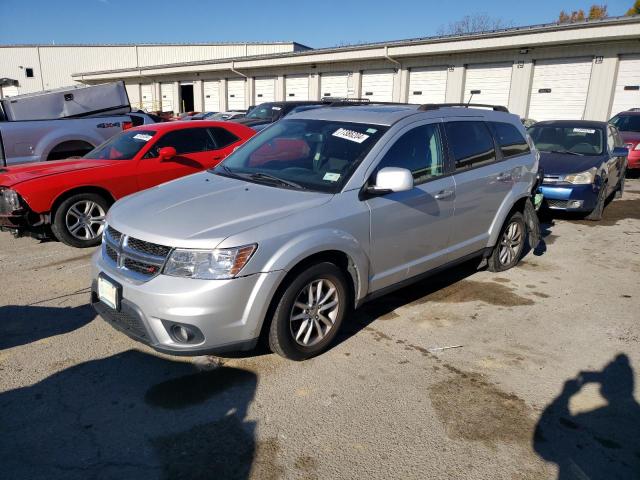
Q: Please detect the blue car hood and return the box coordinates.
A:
[538,152,604,176]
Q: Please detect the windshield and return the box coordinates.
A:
[83,130,157,160]
[527,125,604,156]
[213,119,388,193]
[246,104,279,120]
[610,115,640,133]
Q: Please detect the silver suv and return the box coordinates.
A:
[91,104,539,360]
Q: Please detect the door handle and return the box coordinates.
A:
[434,189,454,200]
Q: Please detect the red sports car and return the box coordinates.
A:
[0,121,255,247]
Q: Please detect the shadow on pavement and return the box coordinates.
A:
[0,302,96,350]
[533,354,640,479]
[0,350,263,480]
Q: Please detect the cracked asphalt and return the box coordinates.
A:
[1,178,639,479]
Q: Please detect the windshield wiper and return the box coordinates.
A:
[248,172,306,190]
[546,150,584,156]
[212,164,245,179]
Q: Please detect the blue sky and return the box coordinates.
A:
[0,0,634,47]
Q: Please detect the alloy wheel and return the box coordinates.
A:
[65,200,106,241]
[289,279,340,347]
[498,221,523,266]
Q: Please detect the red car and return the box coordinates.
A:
[0,121,255,247]
[610,110,640,169]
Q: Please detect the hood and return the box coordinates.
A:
[620,131,640,143]
[107,172,332,248]
[538,152,604,176]
[0,159,121,188]
[232,117,272,128]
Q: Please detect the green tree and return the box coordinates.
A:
[627,0,640,15]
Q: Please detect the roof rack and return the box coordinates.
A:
[418,103,509,112]
[321,97,371,103]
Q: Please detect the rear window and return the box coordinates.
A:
[445,121,496,170]
[489,122,530,158]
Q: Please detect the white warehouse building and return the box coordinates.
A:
[2,16,640,121]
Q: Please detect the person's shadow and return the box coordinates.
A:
[0,303,96,350]
[0,350,260,479]
[533,354,640,479]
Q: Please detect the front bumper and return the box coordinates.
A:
[539,183,599,212]
[91,250,284,355]
[0,210,50,239]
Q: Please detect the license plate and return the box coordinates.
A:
[98,275,119,310]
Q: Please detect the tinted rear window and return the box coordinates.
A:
[445,121,496,170]
[489,122,530,158]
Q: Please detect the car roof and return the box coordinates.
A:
[288,104,520,126]
[532,120,607,128]
[130,120,239,132]
[612,110,640,116]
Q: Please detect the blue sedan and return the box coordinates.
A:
[528,120,628,221]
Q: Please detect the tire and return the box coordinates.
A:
[615,171,626,199]
[268,262,349,360]
[51,193,109,248]
[487,211,526,273]
[584,183,607,221]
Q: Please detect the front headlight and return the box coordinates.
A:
[564,168,596,185]
[634,143,640,151]
[163,244,257,280]
[1,188,22,211]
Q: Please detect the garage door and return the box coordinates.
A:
[160,83,174,112]
[362,69,394,102]
[140,84,154,111]
[286,75,309,100]
[610,55,640,116]
[408,66,447,104]
[464,63,512,107]
[227,79,246,110]
[528,58,593,121]
[125,83,140,109]
[203,80,220,112]
[255,77,276,103]
[321,73,350,99]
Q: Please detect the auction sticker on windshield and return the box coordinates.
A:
[133,133,153,141]
[323,172,341,182]
[333,128,370,143]
[573,128,596,134]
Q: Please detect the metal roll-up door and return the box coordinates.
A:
[140,84,154,111]
[285,75,310,100]
[321,73,350,99]
[361,69,394,102]
[227,79,246,110]
[464,62,513,107]
[610,55,640,116]
[203,80,220,112]
[254,77,276,103]
[408,67,447,104]
[528,58,593,121]
[125,83,140,109]
[160,83,174,112]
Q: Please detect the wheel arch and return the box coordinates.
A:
[488,193,530,248]
[46,140,95,161]
[50,186,116,219]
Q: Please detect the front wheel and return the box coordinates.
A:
[584,183,607,221]
[487,211,526,272]
[51,193,109,248]
[268,262,349,360]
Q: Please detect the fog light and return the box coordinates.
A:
[568,200,584,208]
[172,325,194,343]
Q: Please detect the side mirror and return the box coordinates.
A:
[368,167,414,195]
[158,146,177,161]
[612,146,629,158]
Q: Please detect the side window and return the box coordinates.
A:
[445,121,496,171]
[145,128,216,158]
[489,122,530,158]
[375,124,445,184]
[208,127,239,149]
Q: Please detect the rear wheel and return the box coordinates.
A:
[488,211,526,272]
[268,262,349,360]
[51,193,108,248]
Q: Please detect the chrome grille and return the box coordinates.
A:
[546,199,569,209]
[103,226,172,280]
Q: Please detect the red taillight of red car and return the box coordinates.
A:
[122,121,133,131]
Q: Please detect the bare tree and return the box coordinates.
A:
[437,14,513,35]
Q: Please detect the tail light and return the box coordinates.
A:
[122,121,133,131]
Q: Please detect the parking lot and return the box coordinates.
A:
[1,178,639,479]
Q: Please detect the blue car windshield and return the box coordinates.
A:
[213,119,388,193]
[528,125,604,156]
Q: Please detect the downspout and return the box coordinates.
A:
[230,61,248,79]
[384,45,401,69]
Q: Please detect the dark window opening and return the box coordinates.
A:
[179,84,194,112]
[25,68,34,78]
